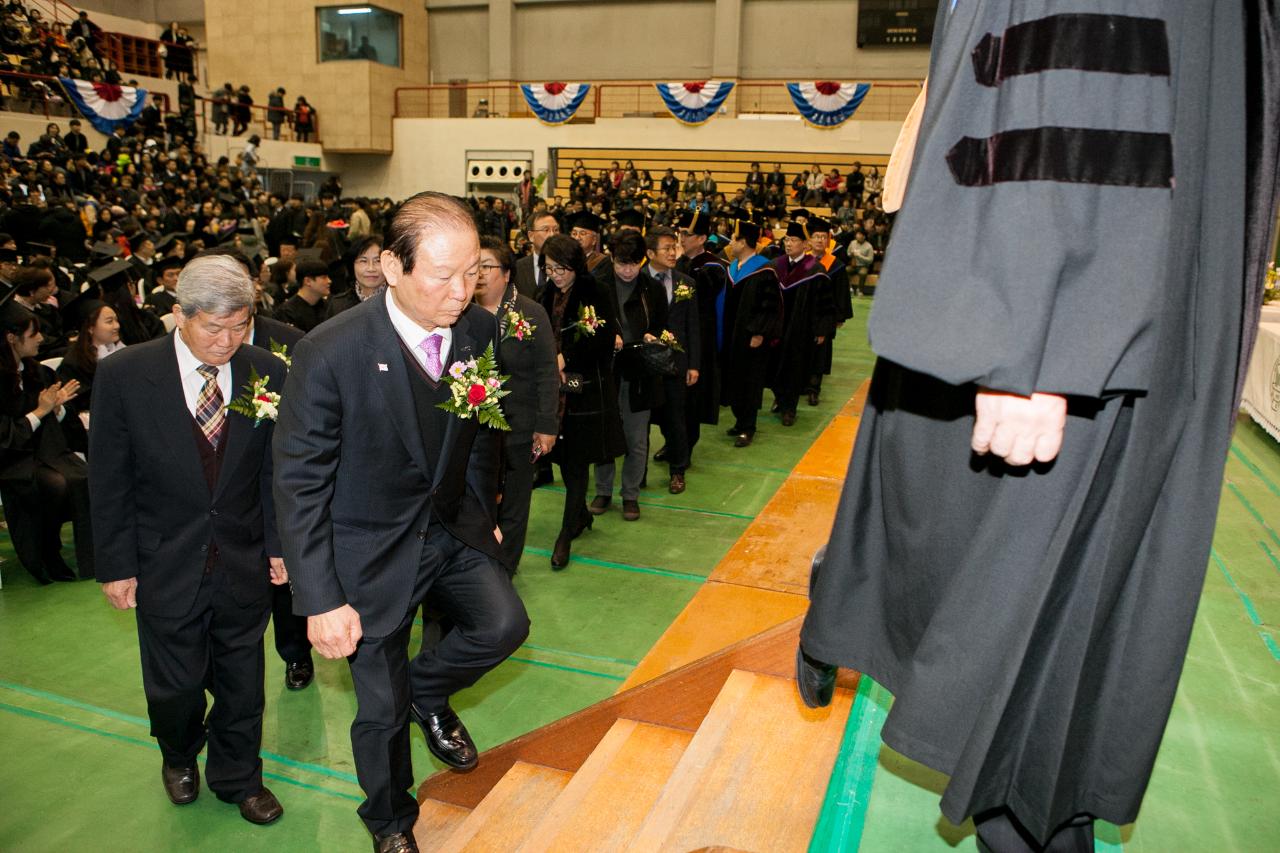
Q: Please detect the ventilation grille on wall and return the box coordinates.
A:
[466,160,530,185]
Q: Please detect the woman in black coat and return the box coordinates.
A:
[537,234,625,569]
[475,236,560,572]
[0,301,93,583]
[56,300,123,453]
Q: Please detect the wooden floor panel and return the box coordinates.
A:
[438,762,571,853]
[619,581,808,691]
[790,414,859,480]
[628,670,854,853]
[413,798,471,850]
[708,475,845,596]
[518,719,692,852]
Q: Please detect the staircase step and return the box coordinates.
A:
[628,669,854,853]
[518,719,693,852]
[412,798,470,849]
[438,761,572,853]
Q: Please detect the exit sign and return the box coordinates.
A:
[293,156,321,168]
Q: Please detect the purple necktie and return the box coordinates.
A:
[419,333,443,380]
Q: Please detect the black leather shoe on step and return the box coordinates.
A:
[411,704,478,770]
[373,832,420,853]
[284,659,314,691]
[795,645,838,709]
[161,763,200,805]
[238,787,283,824]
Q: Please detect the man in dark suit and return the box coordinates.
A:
[513,210,560,299]
[91,255,287,825]
[274,192,529,853]
[241,309,314,688]
[644,226,700,494]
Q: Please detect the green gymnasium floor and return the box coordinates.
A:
[1,297,1277,851]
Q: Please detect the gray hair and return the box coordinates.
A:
[175,255,255,317]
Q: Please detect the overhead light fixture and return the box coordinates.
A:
[337,7,372,14]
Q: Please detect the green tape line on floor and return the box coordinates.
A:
[808,674,890,853]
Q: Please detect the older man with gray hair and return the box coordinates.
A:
[90,254,289,825]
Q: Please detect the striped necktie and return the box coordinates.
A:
[195,364,226,449]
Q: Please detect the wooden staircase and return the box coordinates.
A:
[414,618,858,853]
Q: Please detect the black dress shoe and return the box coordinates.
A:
[781,411,797,427]
[653,445,668,462]
[373,832,420,853]
[284,659,314,691]
[238,787,283,824]
[622,499,640,521]
[734,432,753,448]
[668,473,685,494]
[411,704,478,770]
[795,645,837,709]
[551,532,571,570]
[588,495,612,515]
[807,390,820,406]
[161,763,200,805]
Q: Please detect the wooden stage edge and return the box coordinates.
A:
[417,379,868,810]
[619,378,868,691]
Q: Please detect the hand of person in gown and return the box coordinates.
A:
[268,556,288,586]
[102,577,138,609]
[971,388,1067,466]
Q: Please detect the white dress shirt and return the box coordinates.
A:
[173,330,231,419]
[386,287,452,375]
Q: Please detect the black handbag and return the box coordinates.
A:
[622,340,678,378]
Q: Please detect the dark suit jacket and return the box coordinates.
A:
[513,253,541,300]
[273,291,506,636]
[252,314,305,351]
[493,287,559,437]
[650,268,701,375]
[89,336,285,617]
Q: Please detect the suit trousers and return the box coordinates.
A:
[656,375,691,474]
[270,583,312,664]
[346,524,529,836]
[135,567,270,802]
[594,378,649,501]
[497,431,535,573]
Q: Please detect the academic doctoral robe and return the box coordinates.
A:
[768,254,835,407]
[801,0,1278,844]
[676,250,729,425]
[721,255,783,413]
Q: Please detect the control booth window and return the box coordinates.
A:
[317,5,401,67]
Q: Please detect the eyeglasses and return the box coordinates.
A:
[530,226,558,233]
[546,264,571,276]
[477,263,504,274]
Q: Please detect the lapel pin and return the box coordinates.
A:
[377,363,388,372]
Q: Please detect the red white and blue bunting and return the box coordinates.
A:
[785,81,871,128]
[520,82,591,125]
[655,81,734,125]
[59,78,147,134]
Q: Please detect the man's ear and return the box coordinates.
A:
[381,249,401,288]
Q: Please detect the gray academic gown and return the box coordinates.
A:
[801,1,1277,844]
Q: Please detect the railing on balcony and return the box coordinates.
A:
[394,80,923,123]
[193,97,321,145]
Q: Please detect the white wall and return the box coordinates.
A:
[428,6,489,83]
[332,114,902,200]
[2,111,109,151]
[511,1,716,81]
[740,0,931,79]
[200,134,329,171]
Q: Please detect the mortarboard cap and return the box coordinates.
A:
[0,248,17,263]
[615,208,647,231]
[790,208,811,222]
[26,242,54,258]
[88,258,134,292]
[733,219,762,246]
[569,211,605,234]
[154,255,184,274]
[806,217,832,235]
[90,240,122,260]
[155,232,185,253]
[785,221,810,240]
[676,209,711,236]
